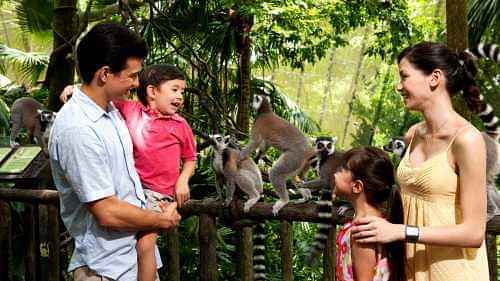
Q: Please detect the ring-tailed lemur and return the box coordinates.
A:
[466,43,500,139]
[298,136,346,265]
[240,92,315,215]
[10,97,57,155]
[209,134,267,280]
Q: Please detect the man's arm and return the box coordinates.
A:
[56,126,179,232]
[87,196,180,231]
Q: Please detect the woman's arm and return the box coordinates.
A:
[351,128,487,248]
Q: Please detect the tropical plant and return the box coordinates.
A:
[0,44,49,84]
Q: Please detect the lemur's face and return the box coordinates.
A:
[383,137,406,157]
[209,134,228,151]
[315,136,336,155]
[252,95,265,111]
[39,110,57,123]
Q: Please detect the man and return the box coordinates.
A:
[49,22,180,281]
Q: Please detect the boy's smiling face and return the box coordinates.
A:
[147,79,186,116]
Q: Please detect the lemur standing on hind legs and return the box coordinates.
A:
[209,134,263,211]
[239,91,315,215]
[209,134,267,280]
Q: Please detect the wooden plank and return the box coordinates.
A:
[23,204,37,281]
[199,214,218,281]
[280,221,293,281]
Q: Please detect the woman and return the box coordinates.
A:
[350,42,489,281]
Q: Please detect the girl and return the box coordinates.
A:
[334,147,406,281]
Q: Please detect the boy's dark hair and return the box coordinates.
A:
[137,64,185,106]
[340,147,406,281]
[76,22,148,84]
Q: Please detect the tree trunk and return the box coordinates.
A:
[235,12,253,135]
[45,0,77,111]
[341,35,367,146]
[319,50,335,128]
[446,0,468,50]
[446,0,471,119]
[296,69,305,107]
[368,67,390,145]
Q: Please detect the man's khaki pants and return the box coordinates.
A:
[73,266,160,281]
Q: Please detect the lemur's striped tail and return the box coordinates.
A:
[305,189,333,266]
[466,43,500,140]
[466,43,499,63]
[253,221,266,280]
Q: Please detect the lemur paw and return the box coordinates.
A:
[272,200,288,216]
[223,199,232,207]
[297,188,312,201]
[9,141,19,148]
[337,204,354,216]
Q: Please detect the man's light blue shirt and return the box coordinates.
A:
[49,88,148,280]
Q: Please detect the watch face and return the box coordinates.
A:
[406,226,419,236]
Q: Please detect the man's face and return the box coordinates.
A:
[104,57,142,102]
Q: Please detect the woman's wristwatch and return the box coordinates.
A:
[405,225,420,243]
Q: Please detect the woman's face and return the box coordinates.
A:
[396,58,432,111]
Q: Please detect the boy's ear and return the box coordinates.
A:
[352,179,364,194]
[146,85,156,100]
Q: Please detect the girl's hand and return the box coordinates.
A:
[351,216,405,244]
[175,180,190,208]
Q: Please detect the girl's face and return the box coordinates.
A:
[396,58,432,111]
[334,168,355,198]
[148,79,186,116]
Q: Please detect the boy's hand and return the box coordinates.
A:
[158,202,181,229]
[60,85,75,103]
[175,180,190,208]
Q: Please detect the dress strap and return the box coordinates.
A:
[404,125,419,158]
[446,126,472,151]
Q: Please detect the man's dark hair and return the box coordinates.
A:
[76,22,148,84]
[137,64,185,106]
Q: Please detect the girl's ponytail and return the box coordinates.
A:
[386,184,406,281]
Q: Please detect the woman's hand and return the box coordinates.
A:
[351,216,405,244]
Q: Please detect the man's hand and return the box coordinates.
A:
[175,179,190,208]
[60,85,75,103]
[158,202,181,230]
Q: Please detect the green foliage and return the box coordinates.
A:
[468,0,500,45]
[0,44,49,84]
[13,0,53,33]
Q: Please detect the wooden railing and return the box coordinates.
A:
[0,188,498,281]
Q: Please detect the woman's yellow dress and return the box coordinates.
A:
[396,127,490,281]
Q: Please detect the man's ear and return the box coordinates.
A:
[97,66,111,83]
[352,179,364,194]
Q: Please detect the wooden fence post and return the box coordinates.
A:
[199,214,218,281]
[0,200,12,281]
[24,203,38,281]
[237,227,253,281]
[47,204,60,281]
[166,227,180,281]
[280,220,293,281]
[485,232,497,281]
[323,226,336,281]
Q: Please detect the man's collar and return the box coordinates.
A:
[73,87,117,122]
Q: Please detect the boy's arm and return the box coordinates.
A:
[351,240,377,281]
[175,160,196,207]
